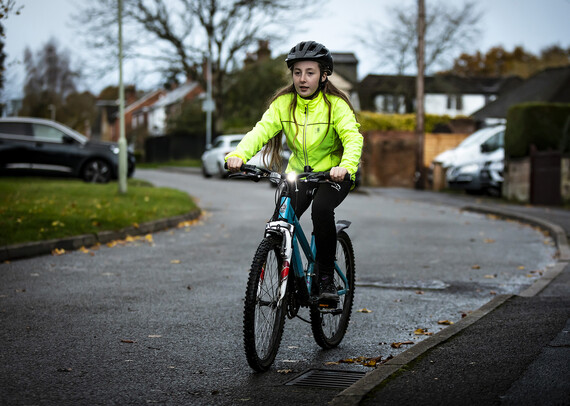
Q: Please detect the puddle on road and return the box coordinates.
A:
[356,279,450,290]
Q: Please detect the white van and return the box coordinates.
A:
[432,125,505,194]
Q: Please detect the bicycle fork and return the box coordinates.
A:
[264,221,295,308]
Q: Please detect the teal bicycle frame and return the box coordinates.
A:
[267,180,351,308]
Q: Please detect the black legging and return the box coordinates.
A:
[290,180,352,276]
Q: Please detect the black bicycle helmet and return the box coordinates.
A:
[285,41,333,75]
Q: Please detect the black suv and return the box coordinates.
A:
[0,117,135,183]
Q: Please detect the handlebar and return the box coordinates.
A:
[224,162,350,183]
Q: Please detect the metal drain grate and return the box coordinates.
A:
[285,369,367,389]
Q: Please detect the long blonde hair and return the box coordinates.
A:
[261,62,357,171]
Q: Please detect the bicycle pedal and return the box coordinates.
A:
[318,307,342,315]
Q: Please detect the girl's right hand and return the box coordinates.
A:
[226,157,243,172]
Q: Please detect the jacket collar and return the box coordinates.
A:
[296,91,323,111]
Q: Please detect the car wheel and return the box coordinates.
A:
[218,162,229,178]
[82,159,112,183]
[202,165,212,178]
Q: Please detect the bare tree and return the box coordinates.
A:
[20,39,79,120]
[362,0,482,74]
[73,0,321,130]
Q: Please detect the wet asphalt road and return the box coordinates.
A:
[0,169,557,405]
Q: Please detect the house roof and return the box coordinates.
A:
[472,66,570,120]
[125,89,165,113]
[332,52,358,65]
[153,81,201,108]
[358,74,522,95]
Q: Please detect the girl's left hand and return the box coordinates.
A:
[330,166,348,182]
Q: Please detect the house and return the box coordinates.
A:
[331,52,360,110]
[471,66,570,125]
[147,80,204,136]
[123,89,166,138]
[358,74,523,117]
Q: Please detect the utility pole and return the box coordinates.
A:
[415,0,426,190]
[117,0,128,194]
[203,36,214,150]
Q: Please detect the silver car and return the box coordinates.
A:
[201,134,289,178]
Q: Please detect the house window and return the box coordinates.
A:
[374,94,406,114]
[446,95,463,111]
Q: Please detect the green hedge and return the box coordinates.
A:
[356,111,455,133]
[505,103,570,158]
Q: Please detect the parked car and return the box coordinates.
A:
[0,117,135,183]
[445,127,505,194]
[201,134,290,178]
[431,124,506,171]
[429,124,505,194]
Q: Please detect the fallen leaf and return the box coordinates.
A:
[170,259,181,264]
[391,341,414,348]
[121,339,136,344]
[471,264,481,269]
[484,274,496,279]
[148,335,162,338]
[414,328,433,336]
[415,290,424,295]
[483,238,495,243]
[518,266,525,270]
[277,369,293,374]
[357,308,372,313]
[52,248,66,256]
[490,291,497,295]
[437,320,454,325]
[145,234,153,243]
[324,361,340,366]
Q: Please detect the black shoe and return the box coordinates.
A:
[318,275,339,308]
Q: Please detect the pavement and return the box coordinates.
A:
[2,177,569,405]
[331,192,570,406]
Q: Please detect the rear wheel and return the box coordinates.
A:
[310,230,355,349]
[243,236,287,371]
[82,159,112,183]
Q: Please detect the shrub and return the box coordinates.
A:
[505,102,570,158]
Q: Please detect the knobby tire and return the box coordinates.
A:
[243,236,287,371]
[310,230,355,349]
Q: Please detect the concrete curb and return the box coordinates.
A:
[330,203,570,406]
[0,209,202,262]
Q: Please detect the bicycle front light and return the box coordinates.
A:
[286,172,297,183]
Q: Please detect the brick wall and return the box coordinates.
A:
[361,131,469,187]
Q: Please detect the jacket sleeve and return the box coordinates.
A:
[225,100,283,163]
[332,98,363,176]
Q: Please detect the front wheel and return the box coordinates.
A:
[82,159,112,183]
[310,230,355,349]
[243,236,287,371]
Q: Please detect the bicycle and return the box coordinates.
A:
[228,164,356,372]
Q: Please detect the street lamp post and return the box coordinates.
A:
[117,0,128,194]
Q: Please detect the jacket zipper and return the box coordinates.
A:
[303,105,309,168]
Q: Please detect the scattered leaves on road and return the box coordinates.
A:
[51,248,66,256]
[437,320,454,325]
[414,328,433,336]
[330,355,392,368]
[357,308,372,313]
[391,341,414,348]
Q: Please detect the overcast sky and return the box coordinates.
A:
[3,0,570,100]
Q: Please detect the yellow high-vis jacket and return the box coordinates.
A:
[225,91,363,180]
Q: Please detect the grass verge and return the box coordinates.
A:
[0,177,198,246]
[136,158,201,169]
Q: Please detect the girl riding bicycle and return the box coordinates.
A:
[226,40,363,306]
